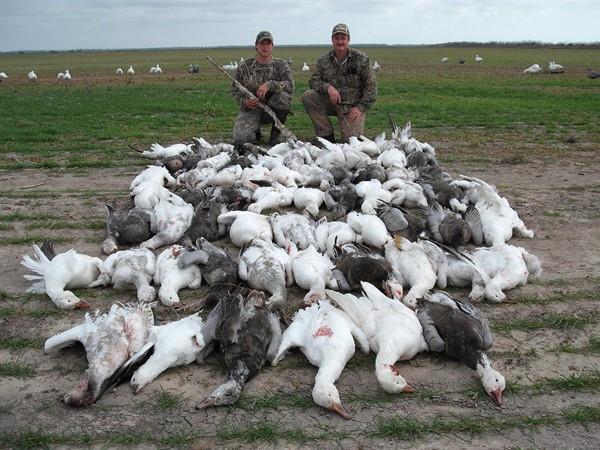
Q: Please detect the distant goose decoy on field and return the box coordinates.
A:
[27,70,37,81]
[127,65,135,75]
[21,240,100,310]
[523,63,543,74]
[272,299,369,419]
[372,61,380,71]
[44,302,154,406]
[57,72,64,80]
[586,68,600,79]
[441,57,449,63]
[116,67,124,75]
[196,288,282,409]
[63,69,71,81]
[0,72,8,80]
[548,61,564,73]
[302,62,310,72]
[416,291,505,405]
[475,54,483,63]
[188,64,200,73]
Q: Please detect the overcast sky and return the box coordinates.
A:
[1,0,598,52]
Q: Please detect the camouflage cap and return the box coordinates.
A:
[331,23,350,37]
[255,31,274,44]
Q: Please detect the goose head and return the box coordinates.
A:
[476,355,505,406]
[382,276,403,301]
[312,381,351,419]
[196,379,243,409]
[158,285,180,307]
[137,285,156,303]
[376,363,415,394]
[55,291,91,310]
[484,283,505,303]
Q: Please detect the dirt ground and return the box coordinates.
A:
[0,147,599,449]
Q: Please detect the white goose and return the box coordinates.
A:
[239,238,293,310]
[153,245,202,307]
[346,211,391,249]
[140,193,193,249]
[89,248,156,302]
[548,61,564,73]
[130,165,177,190]
[293,187,324,217]
[384,237,437,308]
[21,242,101,310]
[139,143,195,160]
[116,67,124,75]
[315,218,362,258]
[130,181,171,210]
[302,62,310,72]
[0,72,8,80]
[63,69,71,81]
[127,65,135,75]
[523,63,543,74]
[57,72,64,80]
[372,61,380,71]
[327,282,427,394]
[248,183,294,213]
[270,212,317,250]
[272,300,370,419]
[129,313,205,392]
[291,245,337,304]
[217,210,273,247]
[44,302,154,406]
[27,70,37,81]
[355,179,392,214]
[475,54,483,63]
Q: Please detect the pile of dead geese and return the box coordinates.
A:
[22,121,541,418]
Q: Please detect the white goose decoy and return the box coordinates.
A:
[21,241,101,310]
[153,245,202,307]
[27,70,37,81]
[217,210,273,247]
[140,193,194,249]
[0,72,8,80]
[440,57,449,63]
[291,245,337,304]
[272,300,370,419]
[372,61,380,71]
[44,302,154,406]
[384,237,437,308]
[152,64,162,74]
[346,211,391,249]
[116,67,124,75]
[293,187,324,217]
[475,54,483,63]
[327,282,427,394]
[239,238,293,310]
[270,212,317,250]
[523,63,543,74]
[302,62,310,72]
[89,248,156,302]
[127,65,135,75]
[57,72,64,80]
[63,69,71,81]
[548,61,564,73]
[128,313,205,392]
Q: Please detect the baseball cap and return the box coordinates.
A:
[331,23,350,37]
[255,31,274,44]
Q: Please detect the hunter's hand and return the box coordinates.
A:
[347,106,363,122]
[256,83,269,100]
[327,85,341,105]
[245,98,258,109]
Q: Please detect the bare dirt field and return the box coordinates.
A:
[1,147,599,449]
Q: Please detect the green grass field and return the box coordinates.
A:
[1,46,599,170]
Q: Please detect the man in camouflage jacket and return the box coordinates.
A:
[302,23,377,143]
[231,31,294,147]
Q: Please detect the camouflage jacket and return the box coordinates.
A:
[309,48,377,112]
[231,57,294,109]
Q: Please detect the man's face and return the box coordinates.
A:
[332,34,349,53]
[256,39,273,58]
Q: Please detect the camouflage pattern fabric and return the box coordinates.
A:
[231,57,294,145]
[302,89,364,143]
[303,48,377,142]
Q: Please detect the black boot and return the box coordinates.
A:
[269,110,289,146]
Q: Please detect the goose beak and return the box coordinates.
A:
[330,401,352,420]
[489,388,502,406]
[195,397,215,410]
[402,384,416,393]
[76,299,92,309]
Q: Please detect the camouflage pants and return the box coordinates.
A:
[302,89,365,143]
[233,92,292,145]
